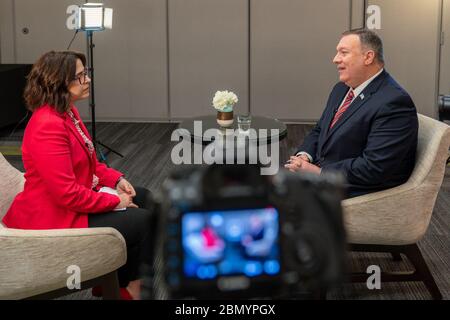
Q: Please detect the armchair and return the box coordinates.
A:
[0,152,127,299]
[342,114,450,300]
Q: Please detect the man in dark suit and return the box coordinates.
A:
[285,29,418,198]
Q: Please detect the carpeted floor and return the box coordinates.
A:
[1,121,449,300]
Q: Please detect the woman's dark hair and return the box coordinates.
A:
[24,51,87,113]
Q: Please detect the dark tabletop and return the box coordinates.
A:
[178,115,287,145]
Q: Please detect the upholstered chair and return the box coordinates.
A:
[342,114,450,300]
[0,152,127,299]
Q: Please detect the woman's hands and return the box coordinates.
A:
[116,177,136,197]
[115,192,138,210]
[115,178,138,210]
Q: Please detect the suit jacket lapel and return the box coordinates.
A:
[71,107,98,163]
[318,85,349,153]
[323,85,349,133]
[64,113,94,165]
[326,91,372,137]
[322,70,388,148]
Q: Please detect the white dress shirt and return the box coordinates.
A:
[343,68,384,106]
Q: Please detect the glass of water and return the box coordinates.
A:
[237,115,251,134]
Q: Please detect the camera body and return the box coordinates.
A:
[439,95,450,121]
[157,164,347,299]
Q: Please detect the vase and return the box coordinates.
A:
[216,110,234,128]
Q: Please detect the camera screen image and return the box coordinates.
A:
[181,207,280,280]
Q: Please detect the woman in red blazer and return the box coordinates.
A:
[2,51,156,300]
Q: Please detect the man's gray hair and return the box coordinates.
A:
[342,29,384,64]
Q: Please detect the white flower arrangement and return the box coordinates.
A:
[212,90,238,112]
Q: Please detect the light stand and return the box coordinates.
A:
[78,2,123,162]
[85,30,123,161]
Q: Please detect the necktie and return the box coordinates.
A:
[330,89,354,129]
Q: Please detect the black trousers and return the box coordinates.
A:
[88,187,157,288]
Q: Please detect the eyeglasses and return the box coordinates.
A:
[74,69,89,85]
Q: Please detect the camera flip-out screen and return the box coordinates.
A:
[182,207,280,280]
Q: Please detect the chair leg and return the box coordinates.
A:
[26,270,121,300]
[350,243,443,300]
[101,271,120,300]
[391,252,402,262]
[403,244,443,300]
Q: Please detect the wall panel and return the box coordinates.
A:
[0,0,445,121]
[251,0,350,121]
[368,0,441,117]
[168,0,249,119]
[11,0,168,121]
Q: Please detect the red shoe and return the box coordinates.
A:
[91,286,134,300]
[92,286,102,297]
[119,288,133,300]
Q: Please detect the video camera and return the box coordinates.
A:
[148,164,347,299]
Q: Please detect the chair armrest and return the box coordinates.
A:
[0,227,127,299]
[341,182,435,245]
